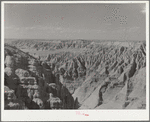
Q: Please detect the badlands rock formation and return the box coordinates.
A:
[4,40,146,109]
[4,44,76,109]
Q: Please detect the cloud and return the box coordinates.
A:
[141,9,146,13]
[111,26,140,35]
[140,4,146,14]
[25,27,37,30]
[128,27,140,32]
[5,25,16,29]
[58,27,105,34]
[5,26,12,29]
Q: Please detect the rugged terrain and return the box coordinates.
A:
[4,39,146,109]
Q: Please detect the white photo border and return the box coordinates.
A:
[1,1,149,121]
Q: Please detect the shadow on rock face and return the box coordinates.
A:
[74,97,80,109]
[24,97,40,109]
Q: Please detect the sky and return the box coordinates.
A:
[4,3,146,40]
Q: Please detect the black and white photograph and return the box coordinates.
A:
[1,1,149,121]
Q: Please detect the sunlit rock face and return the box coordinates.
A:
[4,40,146,109]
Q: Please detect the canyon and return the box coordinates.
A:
[4,39,146,109]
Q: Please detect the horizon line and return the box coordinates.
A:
[4,38,146,42]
